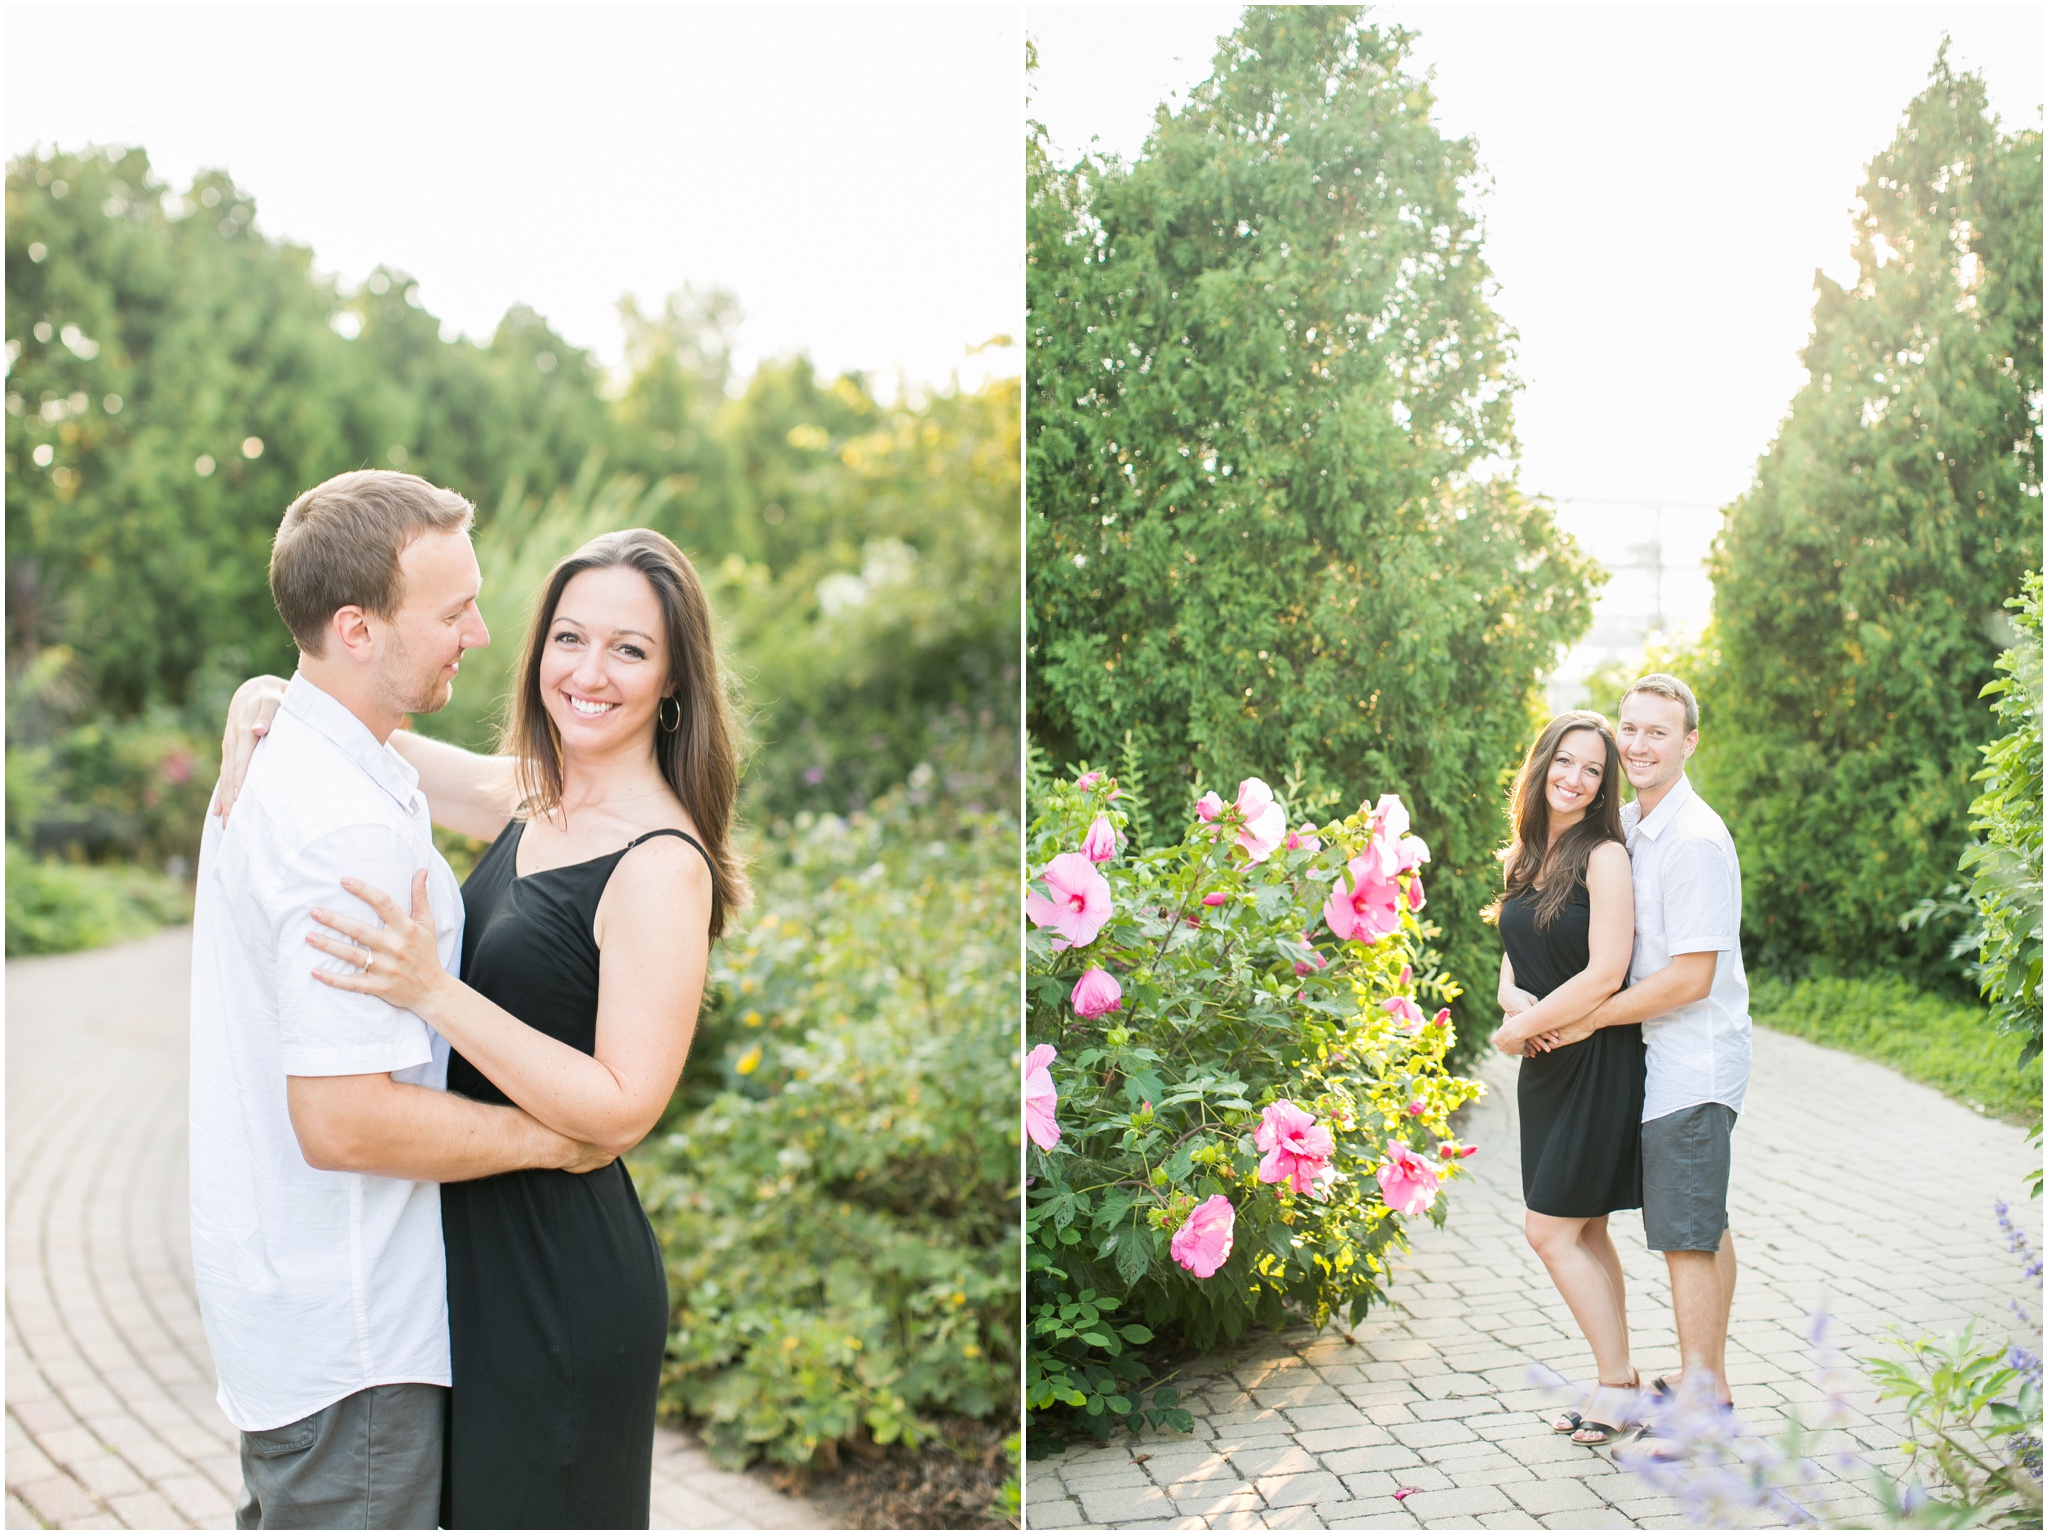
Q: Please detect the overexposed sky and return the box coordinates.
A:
[1028,4,2043,511]
[7,5,1022,389]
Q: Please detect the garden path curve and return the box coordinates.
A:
[1026,1023,2039,1531]
[4,927,826,1531]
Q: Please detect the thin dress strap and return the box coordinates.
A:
[621,827,715,888]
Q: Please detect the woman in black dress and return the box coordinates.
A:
[1485,710,1643,1446]
[282,529,746,1526]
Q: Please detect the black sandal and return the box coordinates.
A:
[1557,1373,1641,1447]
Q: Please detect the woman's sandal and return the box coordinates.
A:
[1564,1371,1642,1447]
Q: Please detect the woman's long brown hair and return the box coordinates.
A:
[1488,710,1625,930]
[501,528,750,938]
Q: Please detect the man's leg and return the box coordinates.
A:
[1642,1103,1738,1402]
[238,1383,446,1530]
[1664,1244,1730,1402]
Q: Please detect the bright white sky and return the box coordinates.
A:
[6,5,1022,391]
[1028,4,2043,512]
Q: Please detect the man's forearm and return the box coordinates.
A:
[1580,952,1718,1033]
[289,1075,570,1181]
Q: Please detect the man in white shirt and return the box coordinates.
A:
[190,471,611,1529]
[1542,673,1751,1411]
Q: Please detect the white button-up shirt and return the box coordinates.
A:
[1621,773,1752,1122]
[188,673,461,1432]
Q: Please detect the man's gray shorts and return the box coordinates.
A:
[1642,1101,1737,1252]
[235,1382,445,1530]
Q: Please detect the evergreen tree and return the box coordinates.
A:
[1027,7,1599,1026]
[1694,51,2043,978]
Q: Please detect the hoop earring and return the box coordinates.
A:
[659,696,682,733]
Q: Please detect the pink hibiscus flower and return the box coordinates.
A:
[1232,778,1287,863]
[1081,815,1118,863]
[1383,995,1426,1033]
[1195,791,1225,822]
[1286,826,1323,853]
[1255,1100,1335,1196]
[1069,967,1122,1019]
[1376,1140,1442,1216]
[1025,852,1113,950]
[1323,854,1401,944]
[1170,1194,1236,1278]
[1024,1044,1060,1151]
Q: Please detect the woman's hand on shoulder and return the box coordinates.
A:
[216,675,289,823]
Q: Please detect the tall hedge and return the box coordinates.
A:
[1026,7,1598,1038]
[1692,53,2043,978]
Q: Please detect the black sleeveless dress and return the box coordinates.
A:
[441,820,709,1529]
[1499,880,1645,1218]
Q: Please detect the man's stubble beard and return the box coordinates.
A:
[380,629,458,718]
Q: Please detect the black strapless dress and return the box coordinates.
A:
[1500,882,1645,1218]
[441,820,710,1529]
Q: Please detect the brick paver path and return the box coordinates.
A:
[6,927,826,1531]
[1026,1027,2040,1530]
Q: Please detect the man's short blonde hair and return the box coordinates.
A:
[1620,672,1699,733]
[269,471,475,655]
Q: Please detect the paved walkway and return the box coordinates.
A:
[5,927,826,1531]
[1026,1027,2040,1530]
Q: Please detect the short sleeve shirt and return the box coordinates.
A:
[188,674,462,1432]
[1621,773,1753,1122]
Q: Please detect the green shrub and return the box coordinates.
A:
[1693,54,2042,980]
[1959,573,2043,1080]
[632,779,1017,1469]
[1749,974,2034,1125]
[5,841,191,956]
[1025,8,1599,1066]
[1024,768,1481,1447]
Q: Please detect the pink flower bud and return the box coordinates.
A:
[1074,771,1102,791]
[1081,815,1118,863]
[1406,1101,1425,1117]
[1069,967,1122,1019]
[1195,791,1224,821]
[1201,891,1228,907]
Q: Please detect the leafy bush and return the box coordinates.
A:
[1693,54,2042,980]
[5,840,191,956]
[1026,9,1599,1061]
[1024,767,1481,1446]
[1959,573,2043,1079]
[631,780,1017,1470]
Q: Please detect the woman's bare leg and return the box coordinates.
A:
[1580,1215,1630,1349]
[1526,1211,1633,1387]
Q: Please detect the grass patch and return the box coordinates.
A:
[1750,973,2038,1126]
[6,841,193,957]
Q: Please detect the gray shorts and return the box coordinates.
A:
[236,1382,446,1530]
[1642,1101,1737,1252]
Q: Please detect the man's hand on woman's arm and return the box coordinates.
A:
[1540,949,1718,1049]
[286,1073,615,1181]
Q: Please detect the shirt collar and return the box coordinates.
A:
[1632,771,1695,842]
[280,672,424,814]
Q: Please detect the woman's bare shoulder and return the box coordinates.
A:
[1587,839,1633,879]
